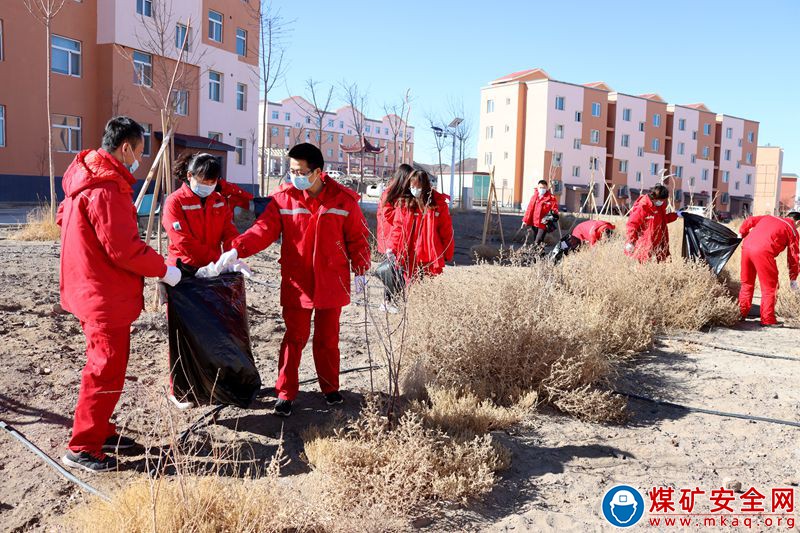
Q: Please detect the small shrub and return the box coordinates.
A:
[9,205,60,241]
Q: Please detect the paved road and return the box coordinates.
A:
[0,204,37,224]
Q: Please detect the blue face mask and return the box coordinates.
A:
[124,144,140,173]
[290,171,316,191]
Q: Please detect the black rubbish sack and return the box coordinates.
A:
[252,197,273,218]
[549,234,582,264]
[166,272,261,408]
[681,212,741,276]
[374,258,405,296]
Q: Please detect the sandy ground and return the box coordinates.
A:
[1,213,800,532]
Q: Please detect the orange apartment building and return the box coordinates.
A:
[477,68,759,215]
[0,0,259,202]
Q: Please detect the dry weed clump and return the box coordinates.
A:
[303,400,505,519]
[9,205,60,241]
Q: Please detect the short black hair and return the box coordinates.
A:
[101,116,145,152]
[538,180,548,186]
[649,184,669,200]
[288,143,324,172]
[787,211,800,222]
[173,152,222,182]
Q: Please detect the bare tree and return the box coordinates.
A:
[24,0,67,222]
[110,87,127,116]
[383,89,411,172]
[341,81,368,191]
[290,79,334,150]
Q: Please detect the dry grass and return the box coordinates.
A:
[9,205,60,241]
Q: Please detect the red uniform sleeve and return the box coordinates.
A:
[550,196,560,214]
[56,202,65,227]
[787,228,800,281]
[162,196,222,265]
[437,202,455,262]
[522,193,537,227]
[626,203,646,245]
[231,198,282,259]
[739,216,763,238]
[344,203,371,275]
[665,212,679,224]
[588,225,601,246]
[388,205,406,256]
[220,206,240,252]
[87,186,167,278]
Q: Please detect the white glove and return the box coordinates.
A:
[354,275,367,294]
[195,261,220,279]
[675,210,684,218]
[791,280,799,292]
[160,265,182,287]
[229,259,253,279]
[738,232,744,239]
[214,249,239,273]
[624,242,635,254]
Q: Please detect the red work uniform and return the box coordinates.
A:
[625,195,678,262]
[231,174,371,401]
[162,183,239,267]
[388,191,454,280]
[376,188,396,254]
[522,189,559,229]
[217,179,254,212]
[572,220,616,246]
[57,149,167,454]
[738,215,800,325]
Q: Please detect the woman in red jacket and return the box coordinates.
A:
[377,163,413,254]
[625,185,679,263]
[522,179,559,245]
[387,168,455,283]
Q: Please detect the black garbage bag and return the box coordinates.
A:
[542,211,560,233]
[548,234,582,264]
[681,212,741,275]
[252,197,272,218]
[166,271,261,407]
[374,258,405,296]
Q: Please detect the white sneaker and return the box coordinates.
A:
[168,393,195,410]
[379,302,399,314]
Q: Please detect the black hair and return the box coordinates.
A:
[383,163,414,207]
[101,116,145,152]
[288,142,324,172]
[787,211,800,222]
[400,169,434,207]
[648,184,669,200]
[173,152,222,182]
[538,180,548,187]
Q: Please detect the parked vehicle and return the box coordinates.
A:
[327,170,343,179]
[365,183,384,198]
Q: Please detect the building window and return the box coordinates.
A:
[52,35,81,77]
[677,142,685,155]
[339,120,344,129]
[0,105,5,147]
[170,89,188,115]
[702,169,709,181]
[726,127,733,139]
[575,111,582,122]
[639,122,645,132]
[327,133,334,142]
[339,134,343,143]
[486,125,494,139]
[52,114,81,153]
[504,152,509,160]
[723,170,730,183]
[703,123,711,136]
[555,96,564,110]
[636,171,642,183]
[621,134,629,147]
[133,50,152,86]
[552,152,562,167]
[650,163,659,176]
[208,71,222,102]
[637,147,644,157]
[678,118,686,131]
[689,177,696,187]
[175,23,190,51]
[724,149,731,161]
[270,126,278,137]
[746,152,752,164]
[619,160,628,173]
[486,99,494,113]
[282,112,290,121]
[208,132,222,142]
[653,113,661,127]
[590,129,600,144]
[326,119,334,127]
[554,125,563,139]
[591,102,601,117]
[505,97,511,105]
[271,110,279,120]
[208,10,223,43]
[573,138,581,149]
[572,165,580,177]
[652,138,660,151]
[142,123,151,156]
[735,181,740,191]
[365,125,371,133]
[284,127,290,137]
[0,20,4,62]
[674,165,683,178]
[235,138,246,164]
[746,173,752,185]
[736,161,741,169]
[236,28,247,56]
[236,83,247,111]
[692,130,697,140]
[136,0,152,17]
[338,150,343,159]
[691,154,697,163]
[702,146,709,159]
[748,131,754,143]
[622,108,631,122]
[589,156,599,170]
[484,152,492,166]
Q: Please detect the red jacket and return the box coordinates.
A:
[625,195,678,262]
[376,189,396,254]
[572,220,616,246]
[232,174,371,309]
[162,183,239,268]
[740,215,800,280]
[57,149,167,326]
[388,191,454,279]
[523,190,559,229]
[218,179,254,211]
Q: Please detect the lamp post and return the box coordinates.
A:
[448,117,463,203]
[432,126,445,192]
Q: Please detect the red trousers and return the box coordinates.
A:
[277,307,341,401]
[739,246,779,325]
[68,321,131,453]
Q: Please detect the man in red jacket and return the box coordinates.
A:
[215,143,371,417]
[738,212,800,326]
[625,185,679,263]
[57,117,181,472]
[572,219,616,246]
[522,180,559,245]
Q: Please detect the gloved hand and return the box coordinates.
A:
[229,259,253,279]
[738,232,744,239]
[790,280,799,292]
[624,242,635,254]
[160,265,182,287]
[675,210,684,218]
[195,261,220,279]
[354,275,368,295]
[214,249,239,274]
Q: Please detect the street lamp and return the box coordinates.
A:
[448,118,463,202]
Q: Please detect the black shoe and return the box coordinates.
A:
[274,399,292,417]
[325,391,344,406]
[62,450,118,473]
[102,434,139,453]
[761,322,784,328]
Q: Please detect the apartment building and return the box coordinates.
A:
[477,68,759,215]
[0,0,259,201]
[780,173,798,213]
[259,96,415,178]
[753,146,783,215]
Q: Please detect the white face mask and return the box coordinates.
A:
[538,187,547,195]
[190,178,216,198]
[289,170,316,191]
[410,187,422,198]
[653,200,665,207]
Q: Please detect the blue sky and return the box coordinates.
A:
[264,0,800,172]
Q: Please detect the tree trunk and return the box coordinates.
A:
[45,21,56,222]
